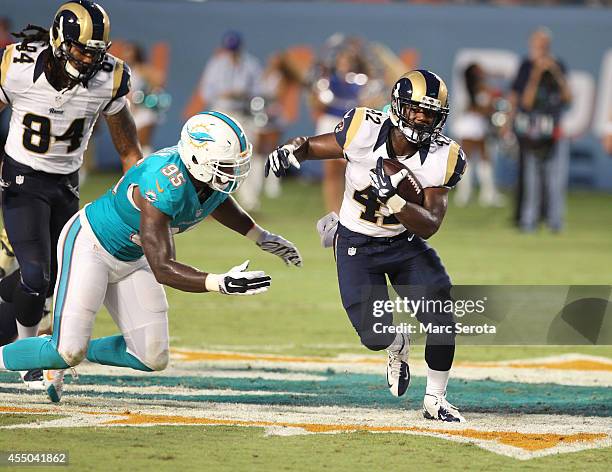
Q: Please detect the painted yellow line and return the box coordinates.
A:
[171,349,612,372]
[460,360,612,372]
[2,406,607,453]
[171,349,380,364]
[104,412,607,452]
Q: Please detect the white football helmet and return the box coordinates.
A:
[178,112,252,194]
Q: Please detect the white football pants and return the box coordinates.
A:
[52,209,169,370]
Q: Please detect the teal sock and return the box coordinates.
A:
[86,335,152,372]
[1,336,69,371]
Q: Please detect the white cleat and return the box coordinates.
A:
[423,393,465,423]
[386,334,410,397]
[19,369,45,390]
[44,369,66,403]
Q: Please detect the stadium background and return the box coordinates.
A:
[3,0,612,188]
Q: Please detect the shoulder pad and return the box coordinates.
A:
[0,44,16,89]
[334,107,385,153]
[443,140,467,188]
[110,57,131,100]
[137,154,188,217]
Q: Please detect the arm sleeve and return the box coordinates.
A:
[103,61,131,116]
[443,143,467,189]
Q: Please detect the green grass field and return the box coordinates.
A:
[1,173,611,471]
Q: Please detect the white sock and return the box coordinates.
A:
[426,367,450,396]
[0,346,5,369]
[17,320,39,339]
[387,333,407,353]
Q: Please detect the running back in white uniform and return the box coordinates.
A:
[0,41,130,174]
[334,107,466,238]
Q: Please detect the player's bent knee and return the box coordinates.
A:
[357,331,391,351]
[142,348,169,371]
[19,261,50,295]
[58,346,87,367]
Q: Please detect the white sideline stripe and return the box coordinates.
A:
[63,364,329,382]
[1,395,611,461]
[0,383,314,398]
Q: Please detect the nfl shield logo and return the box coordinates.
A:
[348,247,357,256]
[16,175,24,185]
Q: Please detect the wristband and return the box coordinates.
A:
[246,224,266,243]
[386,194,407,214]
[204,273,220,292]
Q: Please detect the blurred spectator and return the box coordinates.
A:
[310,36,386,213]
[196,31,263,211]
[251,52,306,200]
[122,41,168,156]
[603,115,612,155]
[0,17,12,48]
[453,63,504,207]
[509,27,571,232]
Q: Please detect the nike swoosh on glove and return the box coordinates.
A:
[369,156,409,203]
[257,232,303,267]
[216,260,272,295]
[265,145,301,178]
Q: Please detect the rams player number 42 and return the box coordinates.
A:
[266,69,468,423]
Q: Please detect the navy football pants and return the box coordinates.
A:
[0,156,79,342]
[335,224,455,371]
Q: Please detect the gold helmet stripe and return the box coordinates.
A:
[60,3,94,45]
[0,44,15,87]
[433,72,448,107]
[406,70,427,103]
[344,107,366,149]
[112,59,125,99]
[445,141,461,185]
[97,3,111,44]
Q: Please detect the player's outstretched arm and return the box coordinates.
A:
[211,197,303,267]
[135,190,271,295]
[105,105,143,173]
[265,133,344,178]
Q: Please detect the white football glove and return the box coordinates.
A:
[316,211,339,248]
[205,260,271,296]
[256,231,302,267]
[265,144,301,178]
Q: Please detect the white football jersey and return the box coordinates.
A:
[334,107,466,237]
[0,41,130,174]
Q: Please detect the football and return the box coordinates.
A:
[382,158,424,206]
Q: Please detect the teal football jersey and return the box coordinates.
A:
[85,146,228,261]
